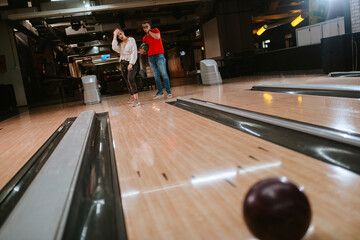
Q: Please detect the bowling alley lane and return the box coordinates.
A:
[111,96,360,239]
[294,75,360,86]
[182,83,360,134]
[1,76,360,239]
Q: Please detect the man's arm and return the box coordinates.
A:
[149,29,160,39]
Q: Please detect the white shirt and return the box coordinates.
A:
[112,37,138,65]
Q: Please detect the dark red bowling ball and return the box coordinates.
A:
[243,177,311,240]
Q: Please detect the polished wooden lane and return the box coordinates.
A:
[185,90,360,133]
[1,75,360,239]
[183,76,360,133]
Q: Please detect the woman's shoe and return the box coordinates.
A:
[132,100,140,107]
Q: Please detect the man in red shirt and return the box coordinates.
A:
[142,20,172,98]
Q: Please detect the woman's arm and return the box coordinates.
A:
[112,40,121,53]
[112,29,121,53]
[129,38,138,66]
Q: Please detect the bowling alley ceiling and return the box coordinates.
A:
[0,0,308,53]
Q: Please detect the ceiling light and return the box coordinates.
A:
[291,15,304,27]
[257,25,267,36]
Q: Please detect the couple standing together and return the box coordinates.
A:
[112,21,172,107]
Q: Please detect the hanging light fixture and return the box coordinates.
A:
[291,15,304,27]
[257,25,268,36]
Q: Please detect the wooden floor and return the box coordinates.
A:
[1,75,360,239]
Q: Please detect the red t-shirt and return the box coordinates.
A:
[142,28,164,57]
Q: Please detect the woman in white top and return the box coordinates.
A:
[112,28,140,107]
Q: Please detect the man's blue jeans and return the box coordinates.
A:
[148,54,171,94]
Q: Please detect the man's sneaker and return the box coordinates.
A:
[153,92,164,99]
[167,92,173,98]
[132,100,140,107]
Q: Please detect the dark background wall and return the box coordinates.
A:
[255,44,322,73]
[216,0,254,57]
